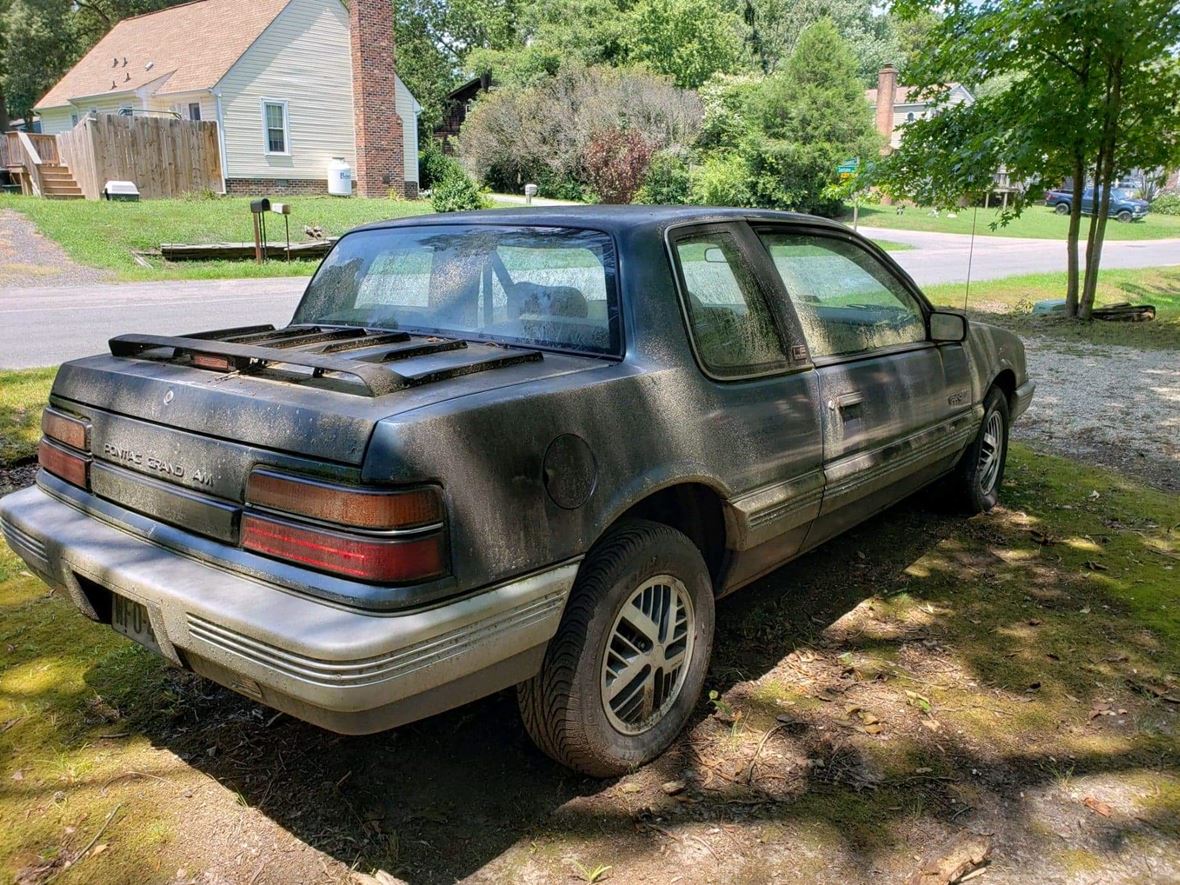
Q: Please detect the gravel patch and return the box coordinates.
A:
[0,208,110,288]
[1014,335,1180,491]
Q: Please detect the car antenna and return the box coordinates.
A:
[963,204,979,312]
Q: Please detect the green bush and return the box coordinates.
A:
[690,152,751,206]
[1151,193,1180,216]
[430,173,488,212]
[419,140,464,191]
[635,151,693,204]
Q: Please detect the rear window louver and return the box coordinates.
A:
[108,325,543,397]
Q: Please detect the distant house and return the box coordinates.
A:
[433,74,491,154]
[866,65,974,152]
[34,0,421,197]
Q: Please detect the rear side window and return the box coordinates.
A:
[673,231,786,378]
[756,232,926,358]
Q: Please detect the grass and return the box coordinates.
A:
[925,265,1180,350]
[0,193,438,281]
[0,367,57,466]
[1,443,1177,881]
[842,203,1180,240]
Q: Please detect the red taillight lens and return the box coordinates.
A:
[38,439,91,489]
[42,408,90,451]
[241,514,445,583]
[191,353,234,371]
[246,469,442,530]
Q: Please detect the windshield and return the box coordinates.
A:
[294,225,621,355]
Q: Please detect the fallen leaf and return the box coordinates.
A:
[1083,796,1113,817]
[10,770,24,782]
[620,782,643,794]
[90,843,109,857]
[661,780,686,796]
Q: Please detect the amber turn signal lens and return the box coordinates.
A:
[241,514,446,583]
[38,440,91,489]
[41,408,90,451]
[246,470,442,530]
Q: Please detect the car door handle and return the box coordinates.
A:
[829,392,865,411]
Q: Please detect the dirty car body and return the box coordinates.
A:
[0,207,1033,771]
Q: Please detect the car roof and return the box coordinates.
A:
[350,205,853,237]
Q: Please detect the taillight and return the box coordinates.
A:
[242,469,447,583]
[241,514,446,583]
[246,469,441,530]
[42,407,90,451]
[38,439,91,489]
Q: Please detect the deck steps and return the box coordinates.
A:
[39,163,84,200]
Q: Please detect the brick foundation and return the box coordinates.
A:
[350,0,405,198]
[225,178,357,196]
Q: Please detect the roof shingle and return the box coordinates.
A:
[37,0,291,110]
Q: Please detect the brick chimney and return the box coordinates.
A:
[349,0,405,198]
[875,64,898,149]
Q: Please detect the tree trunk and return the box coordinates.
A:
[1065,153,1085,317]
[1080,59,1124,318]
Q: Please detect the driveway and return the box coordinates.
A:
[2,220,1178,369]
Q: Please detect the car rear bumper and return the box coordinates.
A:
[1011,379,1035,421]
[0,483,577,734]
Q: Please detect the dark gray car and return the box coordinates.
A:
[0,207,1033,775]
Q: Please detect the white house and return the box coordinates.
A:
[866,65,974,151]
[34,0,420,197]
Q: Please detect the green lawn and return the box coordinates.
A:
[0,194,439,281]
[925,266,1180,350]
[842,203,1180,241]
[0,367,57,466]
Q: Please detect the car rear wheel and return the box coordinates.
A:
[1054,202,1070,215]
[518,519,715,777]
[1116,209,1133,223]
[947,387,1010,514]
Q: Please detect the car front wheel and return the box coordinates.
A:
[948,387,1010,514]
[518,519,715,777]
[1116,209,1133,223]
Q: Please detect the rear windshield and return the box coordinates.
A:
[294,225,621,355]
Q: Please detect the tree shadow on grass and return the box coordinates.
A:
[73,477,1180,883]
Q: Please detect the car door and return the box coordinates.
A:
[667,223,824,592]
[750,225,975,545]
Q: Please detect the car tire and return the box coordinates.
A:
[1054,202,1070,215]
[947,387,1010,514]
[518,519,715,777]
[1116,209,1133,223]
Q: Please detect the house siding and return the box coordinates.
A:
[38,108,75,135]
[217,0,356,184]
[148,90,217,123]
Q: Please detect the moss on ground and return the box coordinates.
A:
[0,368,57,466]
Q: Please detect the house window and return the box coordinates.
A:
[70,113,79,127]
[262,100,289,154]
[188,102,201,122]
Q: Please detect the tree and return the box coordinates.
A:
[880,0,1180,319]
[741,0,897,80]
[2,0,77,125]
[737,19,880,214]
[624,0,747,89]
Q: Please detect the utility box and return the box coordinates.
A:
[102,181,140,201]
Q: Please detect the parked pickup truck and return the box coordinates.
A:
[1044,185,1150,222]
[0,207,1034,775]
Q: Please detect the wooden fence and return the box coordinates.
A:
[56,114,222,199]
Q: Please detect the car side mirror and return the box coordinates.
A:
[929,310,968,343]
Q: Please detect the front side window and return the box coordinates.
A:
[295,225,620,355]
[757,232,926,358]
[263,101,288,154]
[673,230,786,378]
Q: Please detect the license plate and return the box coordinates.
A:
[111,593,162,656]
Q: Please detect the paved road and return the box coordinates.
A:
[2,231,1177,369]
[860,226,1180,285]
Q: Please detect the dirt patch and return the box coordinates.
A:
[0,209,110,288]
[1013,335,1180,491]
